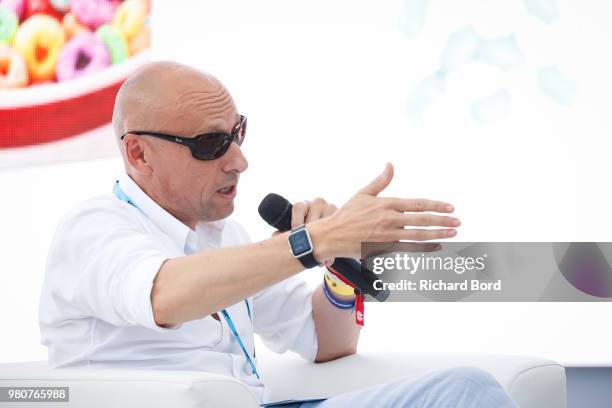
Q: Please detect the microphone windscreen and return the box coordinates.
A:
[258,193,293,231]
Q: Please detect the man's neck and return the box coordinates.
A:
[127,173,197,231]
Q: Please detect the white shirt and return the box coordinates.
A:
[39,173,318,404]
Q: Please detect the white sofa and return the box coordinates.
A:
[0,351,566,407]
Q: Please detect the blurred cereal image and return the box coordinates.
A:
[0,0,150,150]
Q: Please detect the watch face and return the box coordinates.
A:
[289,229,312,256]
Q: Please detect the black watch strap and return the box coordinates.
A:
[298,252,319,269]
[291,225,320,269]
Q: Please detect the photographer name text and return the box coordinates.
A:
[373,279,502,292]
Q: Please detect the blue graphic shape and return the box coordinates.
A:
[523,0,559,23]
[538,66,576,106]
[399,0,429,38]
[406,70,447,122]
[440,26,481,74]
[477,35,524,70]
[471,89,512,124]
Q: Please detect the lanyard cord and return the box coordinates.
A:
[113,181,141,210]
[113,180,259,379]
[220,308,259,378]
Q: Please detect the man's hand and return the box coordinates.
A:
[290,198,338,229]
[272,197,339,265]
[308,163,460,262]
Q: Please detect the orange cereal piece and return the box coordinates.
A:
[128,23,149,55]
[13,14,65,82]
[0,43,29,88]
[112,0,145,42]
[62,12,88,39]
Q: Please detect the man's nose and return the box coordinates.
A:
[221,141,248,174]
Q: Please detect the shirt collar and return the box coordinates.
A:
[116,174,228,252]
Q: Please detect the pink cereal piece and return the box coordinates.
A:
[69,0,115,29]
[0,43,29,88]
[56,30,109,81]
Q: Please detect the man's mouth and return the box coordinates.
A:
[216,184,236,198]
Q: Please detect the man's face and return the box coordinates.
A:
[146,107,249,224]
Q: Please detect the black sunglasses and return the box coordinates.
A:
[121,115,247,161]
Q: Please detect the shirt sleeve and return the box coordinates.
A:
[251,274,319,362]
[49,205,181,333]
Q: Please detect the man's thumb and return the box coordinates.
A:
[358,163,394,196]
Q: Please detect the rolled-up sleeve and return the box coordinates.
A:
[53,206,181,333]
[251,274,318,362]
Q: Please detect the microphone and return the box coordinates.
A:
[258,193,390,302]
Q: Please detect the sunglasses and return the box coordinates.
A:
[120,115,247,161]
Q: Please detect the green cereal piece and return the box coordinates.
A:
[96,24,128,64]
[0,8,18,44]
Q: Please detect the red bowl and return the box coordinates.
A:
[0,50,150,149]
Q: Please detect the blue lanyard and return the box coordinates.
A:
[113,180,259,379]
[220,307,259,379]
[113,181,141,210]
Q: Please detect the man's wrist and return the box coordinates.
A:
[307,219,334,264]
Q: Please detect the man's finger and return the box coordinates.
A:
[395,213,461,228]
[291,200,310,229]
[306,197,330,223]
[384,197,455,213]
[394,228,457,241]
[322,204,338,217]
[357,162,394,196]
[305,204,324,223]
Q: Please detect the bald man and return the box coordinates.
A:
[39,62,516,407]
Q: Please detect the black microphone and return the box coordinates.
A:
[258,193,390,302]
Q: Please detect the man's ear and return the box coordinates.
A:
[123,134,154,176]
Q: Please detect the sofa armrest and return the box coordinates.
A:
[258,351,567,408]
[0,362,259,408]
[0,353,566,408]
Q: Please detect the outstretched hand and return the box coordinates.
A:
[310,163,460,260]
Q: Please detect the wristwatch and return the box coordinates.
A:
[288,224,320,269]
